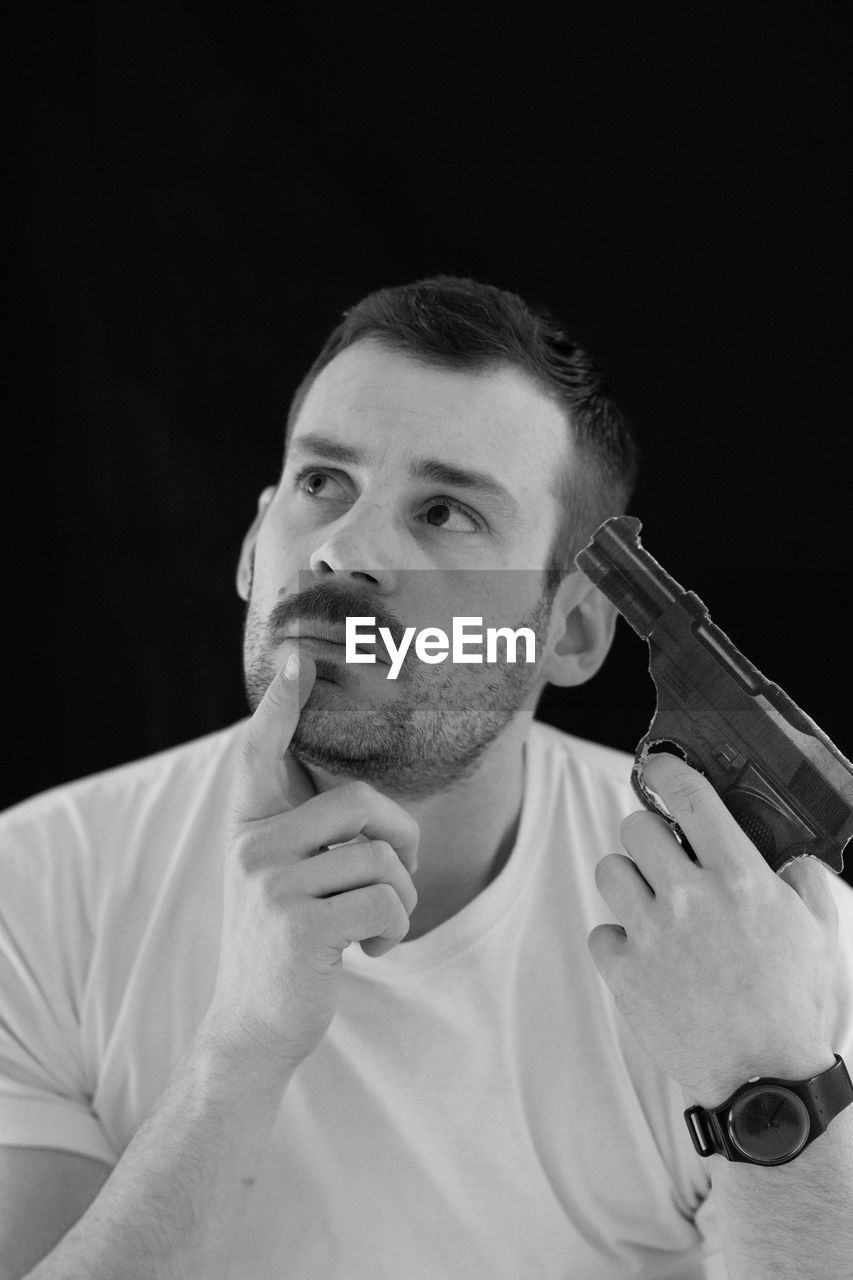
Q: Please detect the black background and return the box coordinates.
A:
[7,7,852,881]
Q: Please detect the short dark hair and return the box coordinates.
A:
[284,275,640,586]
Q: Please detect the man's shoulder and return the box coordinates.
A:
[0,721,248,840]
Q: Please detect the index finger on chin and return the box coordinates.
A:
[233,653,317,823]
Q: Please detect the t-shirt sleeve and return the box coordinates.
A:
[0,797,116,1167]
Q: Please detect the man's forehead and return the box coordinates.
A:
[291,339,575,480]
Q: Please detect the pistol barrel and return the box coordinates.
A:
[574,516,683,638]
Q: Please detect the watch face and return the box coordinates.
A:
[728,1085,811,1165]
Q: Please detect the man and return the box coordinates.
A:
[1,276,851,1279]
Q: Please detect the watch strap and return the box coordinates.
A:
[809,1053,853,1127]
[684,1054,853,1162]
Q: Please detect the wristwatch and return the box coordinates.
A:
[684,1055,853,1166]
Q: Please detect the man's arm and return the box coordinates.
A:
[589,751,853,1280]
[4,1024,290,1280]
[709,1103,853,1280]
[0,1148,110,1279]
[3,654,419,1278]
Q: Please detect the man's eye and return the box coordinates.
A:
[419,500,482,533]
[295,469,347,499]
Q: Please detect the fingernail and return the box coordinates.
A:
[284,652,301,681]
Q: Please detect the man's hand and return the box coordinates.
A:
[207,653,420,1072]
[588,752,839,1106]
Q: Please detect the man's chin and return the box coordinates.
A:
[288,696,511,800]
[287,733,490,800]
[287,729,415,793]
[289,697,405,771]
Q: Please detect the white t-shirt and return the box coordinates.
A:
[2,720,852,1278]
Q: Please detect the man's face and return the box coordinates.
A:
[241,339,575,797]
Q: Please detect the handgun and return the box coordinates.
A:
[574,515,853,875]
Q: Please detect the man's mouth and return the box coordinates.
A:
[281,624,390,665]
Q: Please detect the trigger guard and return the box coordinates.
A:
[631,735,704,822]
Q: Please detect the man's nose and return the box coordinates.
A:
[308,503,400,593]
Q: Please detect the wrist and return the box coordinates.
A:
[192,1008,300,1099]
[687,1043,837,1109]
[684,1053,851,1169]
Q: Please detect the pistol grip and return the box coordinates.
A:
[716,766,841,874]
[632,716,839,875]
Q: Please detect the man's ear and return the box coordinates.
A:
[235,486,276,601]
[539,572,617,688]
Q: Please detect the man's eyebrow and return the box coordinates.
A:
[409,458,520,519]
[290,433,520,519]
[289,434,362,465]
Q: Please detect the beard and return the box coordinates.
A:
[242,578,554,800]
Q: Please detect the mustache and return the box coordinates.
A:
[267,583,409,651]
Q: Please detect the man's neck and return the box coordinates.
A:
[302,714,533,940]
